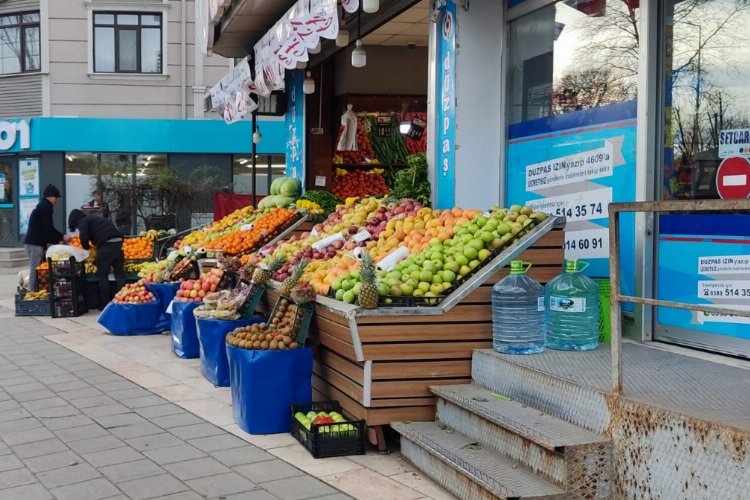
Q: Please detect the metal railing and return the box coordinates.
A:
[608,199,750,394]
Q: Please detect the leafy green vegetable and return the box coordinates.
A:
[300,190,341,214]
[390,153,431,206]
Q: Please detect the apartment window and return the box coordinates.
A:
[0,12,41,74]
[93,12,162,73]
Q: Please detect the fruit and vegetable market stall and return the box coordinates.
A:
[262,214,565,449]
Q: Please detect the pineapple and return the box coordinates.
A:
[280,258,308,297]
[252,256,285,285]
[358,252,378,309]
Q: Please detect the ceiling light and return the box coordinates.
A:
[399,120,411,135]
[335,29,349,47]
[65,155,73,162]
[363,0,380,13]
[303,71,315,94]
[352,40,366,68]
[239,158,248,165]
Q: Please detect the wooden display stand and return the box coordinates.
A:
[264,217,565,450]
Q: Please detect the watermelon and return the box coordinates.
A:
[279,177,301,197]
[269,177,285,196]
[273,195,295,207]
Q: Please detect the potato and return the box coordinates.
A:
[260,340,269,349]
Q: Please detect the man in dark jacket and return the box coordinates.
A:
[24,184,67,291]
[68,209,126,309]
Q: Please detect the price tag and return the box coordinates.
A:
[241,223,254,231]
[260,248,272,257]
[167,251,178,262]
[352,230,371,243]
[311,227,319,237]
[315,175,326,187]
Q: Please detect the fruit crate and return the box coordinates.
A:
[36,266,50,291]
[15,293,51,317]
[269,297,314,346]
[377,295,412,307]
[237,282,266,319]
[48,257,85,279]
[217,270,237,290]
[168,257,199,281]
[51,296,88,318]
[290,400,366,458]
[412,295,446,307]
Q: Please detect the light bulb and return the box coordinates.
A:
[363,0,380,13]
[335,29,349,47]
[253,128,262,144]
[399,120,411,135]
[308,40,321,54]
[303,71,315,94]
[351,40,366,68]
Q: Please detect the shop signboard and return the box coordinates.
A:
[718,128,750,158]
[435,0,456,209]
[507,100,637,284]
[285,70,305,183]
[657,214,750,341]
[18,158,39,235]
[0,120,30,151]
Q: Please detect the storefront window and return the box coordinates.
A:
[233,155,286,196]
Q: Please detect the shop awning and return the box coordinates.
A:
[208,0,298,58]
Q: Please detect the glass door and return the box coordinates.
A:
[655,0,750,358]
[0,156,16,244]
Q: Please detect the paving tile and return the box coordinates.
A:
[233,459,304,483]
[11,437,69,459]
[349,452,416,476]
[268,444,363,477]
[0,454,23,472]
[50,477,121,500]
[4,382,46,394]
[0,416,42,433]
[0,407,32,422]
[133,404,185,419]
[109,422,164,440]
[150,412,205,429]
[95,380,138,392]
[163,456,230,481]
[168,422,225,440]
[312,494,354,500]
[57,387,104,401]
[0,482,53,500]
[189,433,248,453]
[20,397,69,412]
[390,471,456,500]
[0,400,21,412]
[47,380,90,392]
[261,475,337,500]
[185,471,257,497]
[92,412,148,429]
[117,473,188,500]
[23,451,81,473]
[125,432,184,452]
[120,395,168,409]
[37,462,100,488]
[218,490,281,500]
[82,403,132,418]
[54,423,109,443]
[70,395,117,409]
[142,445,206,466]
[39,414,96,431]
[320,468,424,500]
[99,458,163,483]
[83,446,144,468]
[1,426,55,446]
[67,435,124,455]
[150,492,205,500]
[108,388,154,401]
[0,467,37,489]
[31,405,80,418]
[13,389,57,402]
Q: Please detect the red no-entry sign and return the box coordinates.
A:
[716,156,750,199]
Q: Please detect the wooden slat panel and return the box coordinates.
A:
[313,316,355,344]
[358,322,491,343]
[369,397,436,408]
[371,359,472,380]
[313,361,364,404]
[312,375,367,420]
[313,305,351,327]
[511,248,564,265]
[318,348,364,385]
[356,304,490,325]
[488,266,561,285]
[363,341,491,361]
[317,331,357,361]
[371,378,470,398]
[534,229,564,247]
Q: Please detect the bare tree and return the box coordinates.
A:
[552,67,631,114]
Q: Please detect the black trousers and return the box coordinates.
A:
[96,242,127,308]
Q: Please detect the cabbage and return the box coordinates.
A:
[274,195,295,207]
[258,196,276,210]
[269,177,285,196]
[279,177,301,197]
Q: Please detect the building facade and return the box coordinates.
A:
[0,0,285,245]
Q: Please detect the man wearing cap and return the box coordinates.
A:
[68,208,126,309]
[24,185,67,292]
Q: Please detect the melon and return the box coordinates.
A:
[278,177,301,197]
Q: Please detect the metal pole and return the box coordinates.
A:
[609,205,623,395]
[251,112,257,204]
[266,155,272,195]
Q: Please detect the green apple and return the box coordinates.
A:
[444,260,459,273]
[469,239,484,251]
[419,270,433,282]
[430,283,444,295]
[342,290,356,303]
[389,286,402,297]
[496,222,511,235]
[455,254,469,266]
[378,283,390,296]
[442,270,456,283]
[463,246,478,260]
[350,270,361,280]
[432,274,443,285]
[412,288,425,297]
[469,259,480,269]
[341,279,354,291]
[480,231,494,243]
[478,249,491,261]
[422,261,437,273]
[467,223,479,234]
[418,281,431,292]
[352,282,362,295]
[331,279,343,291]
[459,265,471,276]
[400,283,414,296]
[335,289,346,301]
[475,215,488,227]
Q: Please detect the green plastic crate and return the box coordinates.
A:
[595,279,611,343]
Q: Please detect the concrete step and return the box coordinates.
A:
[471,349,611,434]
[433,384,613,496]
[0,258,29,268]
[0,248,28,268]
[393,421,567,500]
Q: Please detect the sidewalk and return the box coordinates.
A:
[0,271,453,500]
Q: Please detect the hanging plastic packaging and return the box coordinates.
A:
[147,283,179,332]
[226,345,313,434]
[196,317,259,387]
[98,300,164,336]
[171,301,201,359]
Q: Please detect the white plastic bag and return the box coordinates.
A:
[46,244,90,262]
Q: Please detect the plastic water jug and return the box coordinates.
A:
[492,260,545,354]
[545,259,600,351]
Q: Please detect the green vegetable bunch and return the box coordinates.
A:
[300,190,341,215]
[391,153,431,207]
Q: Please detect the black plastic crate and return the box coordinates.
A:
[48,257,85,279]
[269,297,313,345]
[377,295,412,307]
[15,294,51,317]
[290,401,366,459]
[51,297,88,318]
[412,294,445,307]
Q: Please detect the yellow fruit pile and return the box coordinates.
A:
[294,199,323,215]
[24,290,48,301]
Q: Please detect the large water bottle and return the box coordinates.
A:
[545,259,600,351]
[492,260,545,354]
